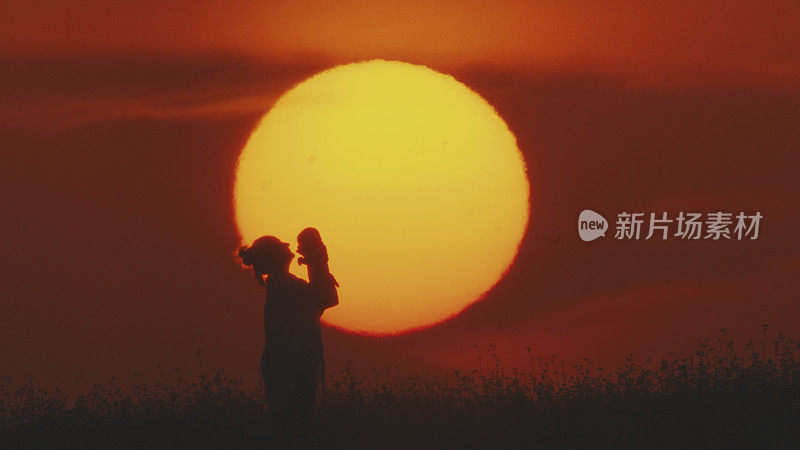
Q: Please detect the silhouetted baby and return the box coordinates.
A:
[297,227,339,288]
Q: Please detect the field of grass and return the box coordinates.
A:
[2,328,799,449]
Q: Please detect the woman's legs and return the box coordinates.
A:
[261,352,294,426]
[262,352,320,430]
[290,366,319,423]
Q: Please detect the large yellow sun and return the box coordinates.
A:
[234,60,530,335]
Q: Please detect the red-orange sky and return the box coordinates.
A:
[2,1,799,394]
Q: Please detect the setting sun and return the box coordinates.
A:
[234,60,529,335]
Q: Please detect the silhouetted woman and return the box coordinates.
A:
[237,234,338,426]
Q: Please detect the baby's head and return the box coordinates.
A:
[297,227,324,255]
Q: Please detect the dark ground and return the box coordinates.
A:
[3,331,800,449]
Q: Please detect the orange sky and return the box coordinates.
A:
[1,1,799,394]
[3,1,798,84]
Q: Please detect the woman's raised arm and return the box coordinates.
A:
[307,272,339,309]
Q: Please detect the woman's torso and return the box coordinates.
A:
[262,273,323,365]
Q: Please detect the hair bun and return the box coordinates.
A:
[237,246,252,266]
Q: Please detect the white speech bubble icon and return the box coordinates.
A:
[578,210,608,241]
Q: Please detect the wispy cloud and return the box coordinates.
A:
[0,52,326,129]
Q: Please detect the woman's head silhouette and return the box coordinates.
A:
[237,236,294,285]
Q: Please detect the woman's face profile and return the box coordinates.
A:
[254,243,294,275]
